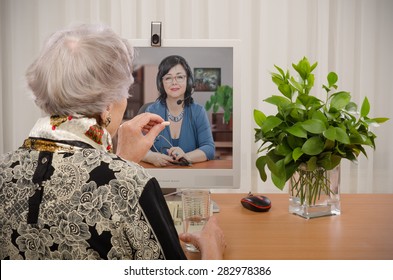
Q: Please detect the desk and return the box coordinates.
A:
[211,193,393,260]
[140,159,232,169]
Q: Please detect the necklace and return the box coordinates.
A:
[167,109,184,122]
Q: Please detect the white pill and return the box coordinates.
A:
[162,121,170,126]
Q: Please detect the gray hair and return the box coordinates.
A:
[26,23,134,116]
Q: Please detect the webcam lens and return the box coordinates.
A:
[152,34,160,44]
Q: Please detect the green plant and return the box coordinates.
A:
[254,57,389,190]
[205,85,233,124]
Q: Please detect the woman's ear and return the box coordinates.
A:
[100,105,112,127]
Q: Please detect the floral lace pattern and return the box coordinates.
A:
[0,116,168,260]
[0,148,165,260]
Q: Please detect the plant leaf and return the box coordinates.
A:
[254,128,263,143]
[349,132,369,145]
[306,156,318,171]
[323,126,336,141]
[310,61,318,72]
[323,139,335,150]
[360,97,370,117]
[297,94,323,108]
[330,91,351,111]
[302,119,327,134]
[213,103,219,113]
[253,109,266,127]
[269,159,286,190]
[330,154,342,169]
[274,65,285,77]
[371,117,389,124]
[289,77,303,93]
[286,123,307,138]
[312,110,328,125]
[278,83,293,99]
[301,136,325,155]
[293,57,311,80]
[292,147,303,161]
[335,127,350,144]
[264,95,291,108]
[284,153,293,165]
[223,111,231,124]
[276,142,292,156]
[265,154,281,176]
[205,100,212,111]
[261,116,283,133]
[327,72,338,87]
[307,74,315,89]
[287,134,306,149]
[319,153,342,170]
[271,173,286,190]
[345,101,358,112]
[255,156,268,182]
[271,73,284,86]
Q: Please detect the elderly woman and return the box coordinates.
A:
[0,24,225,260]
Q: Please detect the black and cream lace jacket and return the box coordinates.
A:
[0,116,185,260]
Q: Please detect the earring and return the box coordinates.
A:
[103,113,112,127]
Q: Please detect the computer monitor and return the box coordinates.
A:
[127,39,243,191]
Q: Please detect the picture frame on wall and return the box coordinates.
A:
[194,67,221,91]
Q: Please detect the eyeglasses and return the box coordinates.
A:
[162,74,187,85]
[152,134,191,166]
[153,134,173,154]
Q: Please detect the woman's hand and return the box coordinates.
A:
[116,113,167,163]
[168,147,208,164]
[179,215,226,260]
[167,147,187,162]
[145,151,174,167]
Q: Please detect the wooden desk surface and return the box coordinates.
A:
[211,193,393,260]
[140,159,232,169]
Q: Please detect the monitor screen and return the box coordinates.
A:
[126,39,242,190]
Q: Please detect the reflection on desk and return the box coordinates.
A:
[211,193,393,260]
[139,159,232,169]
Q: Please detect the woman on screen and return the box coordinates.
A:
[142,55,215,167]
[0,24,226,260]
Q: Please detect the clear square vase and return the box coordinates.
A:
[288,164,341,219]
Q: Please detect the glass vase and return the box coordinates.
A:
[288,164,341,219]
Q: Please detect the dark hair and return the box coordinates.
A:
[156,55,194,106]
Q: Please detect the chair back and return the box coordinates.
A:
[137,102,154,115]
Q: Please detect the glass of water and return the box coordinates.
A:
[181,189,211,252]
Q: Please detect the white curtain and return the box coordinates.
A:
[1,0,392,193]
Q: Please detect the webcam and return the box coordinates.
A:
[151,21,162,47]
